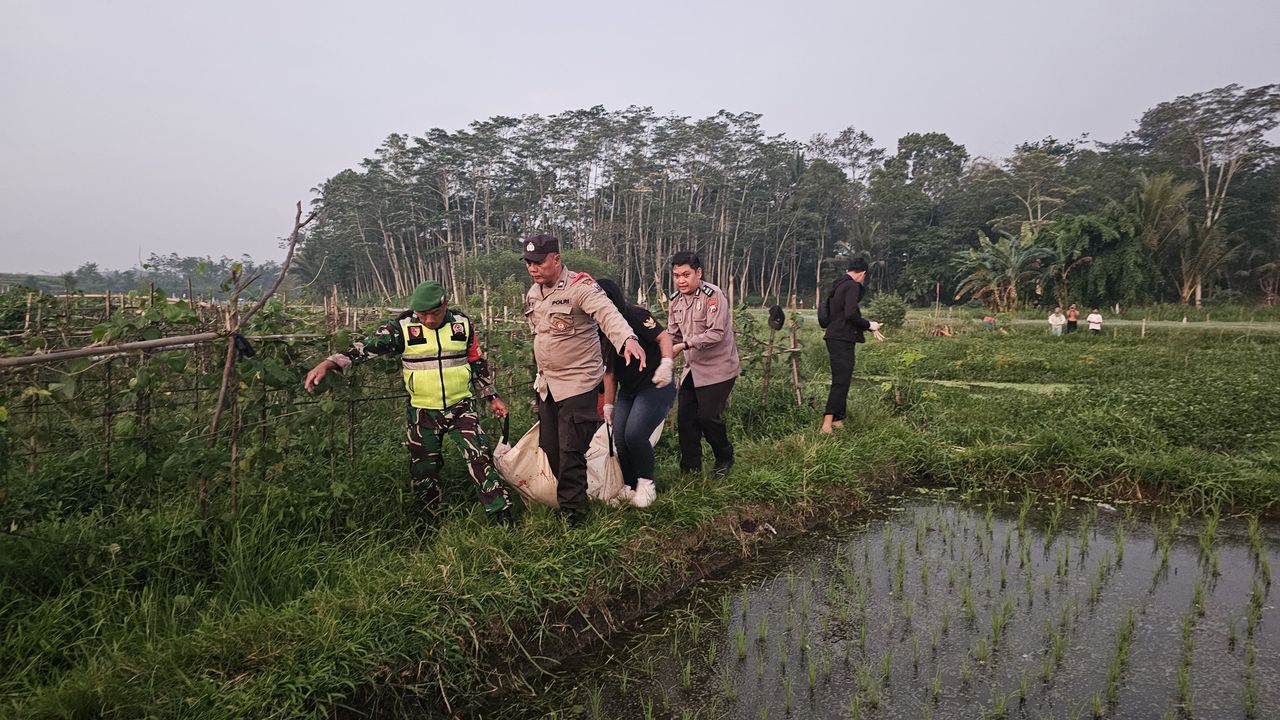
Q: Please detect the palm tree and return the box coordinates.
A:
[954,228,1054,313]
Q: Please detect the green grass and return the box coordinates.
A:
[4,315,1280,718]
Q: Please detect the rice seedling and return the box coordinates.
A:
[736,626,747,660]
[1191,580,1205,617]
[991,691,1009,718]
[681,658,692,690]
[960,658,972,686]
[643,696,655,720]
[1246,515,1262,556]
[807,656,817,691]
[1197,508,1219,557]
[859,621,867,651]
[757,614,769,643]
[1106,655,1122,702]
[880,649,893,686]
[912,637,920,671]
[1114,523,1125,564]
[961,583,976,622]
[1018,669,1029,703]
[783,676,793,714]
[848,693,862,720]
[930,625,939,654]
[941,606,951,635]
[620,669,629,694]
[1176,663,1191,710]
[973,636,990,663]
[585,684,604,720]
[787,566,797,595]
[705,640,717,666]
[1091,691,1104,718]
[903,596,915,624]
[681,709,695,720]
[1227,614,1237,651]
[931,670,942,701]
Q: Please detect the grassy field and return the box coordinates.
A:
[3,311,1279,718]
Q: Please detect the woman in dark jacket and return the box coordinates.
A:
[597,279,676,507]
[821,257,879,434]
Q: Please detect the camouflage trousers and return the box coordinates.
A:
[406,399,510,515]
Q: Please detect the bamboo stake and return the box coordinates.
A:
[789,318,802,406]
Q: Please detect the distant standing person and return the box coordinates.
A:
[667,250,741,477]
[1066,304,1080,333]
[302,281,513,524]
[1048,307,1066,337]
[596,278,676,508]
[522,234,646,526]
[821,257,880,435]
[1087,307,1104,335]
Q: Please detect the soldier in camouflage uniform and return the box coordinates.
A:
[304,281,513,524]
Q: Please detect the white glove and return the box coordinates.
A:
[868,321,881,332]
[533,372,547,399]
[602,403,614,426]
[652,357,674,388]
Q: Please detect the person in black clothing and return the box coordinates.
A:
[597,279,676,507]
[821,257,880,434]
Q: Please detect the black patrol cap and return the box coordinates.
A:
[522,234,560,262]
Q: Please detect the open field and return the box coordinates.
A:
[2,299,1278,718]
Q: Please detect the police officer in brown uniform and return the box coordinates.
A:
[523,234,646,525]
[667,250,740,477]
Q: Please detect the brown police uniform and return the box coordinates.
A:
[525,256,637,519]
[667,281,740,475]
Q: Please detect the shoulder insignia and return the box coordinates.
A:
[643,316,657,329]
[571,271,595,285]
[669,290,680,300]
[555,279,566,290]
[701,284,714,297]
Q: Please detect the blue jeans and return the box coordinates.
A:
[613,382,677,489]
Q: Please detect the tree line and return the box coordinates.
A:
[295,84,1278,311]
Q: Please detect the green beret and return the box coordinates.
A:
[410,281,446,312]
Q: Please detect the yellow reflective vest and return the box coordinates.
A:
[400,313,473,409]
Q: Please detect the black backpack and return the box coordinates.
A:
[817,279,840,328]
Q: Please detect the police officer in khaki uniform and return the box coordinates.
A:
[667,250,741,477]
[523,234,646,525]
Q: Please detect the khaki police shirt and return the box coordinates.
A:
[667,281,740,387]
[525,266,637,400]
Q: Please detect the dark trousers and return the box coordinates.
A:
[537,388,601,516]
[824,339,857,420]
[677,375,735,472]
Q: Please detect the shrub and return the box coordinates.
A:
[865,294,908,328]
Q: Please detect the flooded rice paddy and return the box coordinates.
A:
[525,491,1279,719]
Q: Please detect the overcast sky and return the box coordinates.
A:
[3,0,1277,274]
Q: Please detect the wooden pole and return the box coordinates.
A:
[761,327,777,404]
[788,319,802,406]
